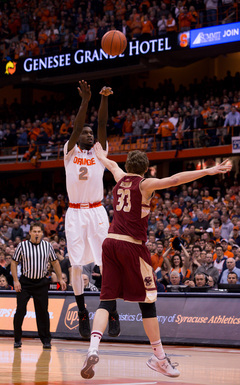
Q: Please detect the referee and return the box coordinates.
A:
[11,222,66,349]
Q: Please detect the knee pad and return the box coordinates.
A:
[98,300,116,314]
[139,302,156,318]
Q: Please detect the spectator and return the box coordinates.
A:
[45,216,58,239]
[227,271,239,285]
[190,109,204,148]
[85,23,97,48]
[221,214,234,240]
[195,252,219,284]
[220,258,240,283]
[157,15,167,36]
[151,242,164,272]
[166,13,177,32]
[204,0,218,26]
[11,221,23,242]
[122,113,134,143]
[20,218,30,238]
[178,6,192,31]
[61,272,73,291]
[82,274,99,292]
[184,272,209,288]
[223,105,240,137]
[157,115,174,150]
[220,239,234,258]
[213,244,227,275]
[169,271,181,285]
[194,272,209,287]
[194,210,209,231]
[0,274,13,290]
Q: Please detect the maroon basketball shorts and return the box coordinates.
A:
[100,235,157,303]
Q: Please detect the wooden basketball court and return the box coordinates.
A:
[0,337,239,385]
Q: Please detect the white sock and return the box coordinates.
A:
[151,339,165,359]
[89,330,103,351]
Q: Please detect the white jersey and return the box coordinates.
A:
[64,141,106,204]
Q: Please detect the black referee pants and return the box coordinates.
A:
[14,275,51,344]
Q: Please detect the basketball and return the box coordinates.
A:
[101,30,127,56]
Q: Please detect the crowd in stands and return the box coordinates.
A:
[0,0,239,61]
[0,167,240,293]
[1,72,240,160]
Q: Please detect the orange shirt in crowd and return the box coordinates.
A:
[157,121,174,137]
[171,207,182,218]
[166,17,177,32]
[122,118,133,134]
[166,223,181,232]
[201,107,211,125]
[24,206,34,217]
[41,121,53,137]
[45,221,58,236]
[213,249,234,261]
[151,253,163,271]
[59,122,70,136]
[178,12,192,30]
[38,31,48,45]
[28,127,40,141]
[141,20,154,34]
[104,0,115,12]
[0,202,10,209]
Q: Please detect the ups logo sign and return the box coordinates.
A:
[64,302,79,330]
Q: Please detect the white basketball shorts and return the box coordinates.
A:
[65,205,109,267]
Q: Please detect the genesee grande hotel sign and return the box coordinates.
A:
[3,37,174,78]
[23,38,171,72]
[2,22,240,78]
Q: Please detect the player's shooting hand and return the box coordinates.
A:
[99,86,113,96]
[94,142,107,160]
[77,80,91,102]
[207,159,232,175]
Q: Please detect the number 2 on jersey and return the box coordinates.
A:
[116,188,131,212]
[79,167,88,180]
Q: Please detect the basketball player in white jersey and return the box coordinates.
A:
[64,80,120,338]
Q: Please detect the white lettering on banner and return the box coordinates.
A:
[0,308,12,317]
[129,38,171,56]
[0,308,53,319]
[23,39,172,73]
[223,28,239,38]
[193,31,221,45]
[24,54,71,72]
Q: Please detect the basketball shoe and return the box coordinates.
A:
[108,310,120,337]
[81,348,99,379]
[146,354,180,377]
[78,309,91,338]
[14,340,22,349]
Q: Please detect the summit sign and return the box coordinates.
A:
[190,22,240,48]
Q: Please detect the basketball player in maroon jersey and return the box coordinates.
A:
[81,144,231,379]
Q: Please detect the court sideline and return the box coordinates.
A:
[0,337,239,385]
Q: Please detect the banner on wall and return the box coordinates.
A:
[0,293,240,346]
[232,136,240,153]
[190,22,240,48]
[1,35,181,79]
[0,296,64,332]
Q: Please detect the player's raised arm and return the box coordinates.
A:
[141,159,232,195]
[97,86,113,150]
[94,142,125,182]
[68,80,91,152]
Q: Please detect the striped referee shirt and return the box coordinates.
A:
[12,240,57,280]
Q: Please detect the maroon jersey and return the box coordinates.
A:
[109,175,150,242]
